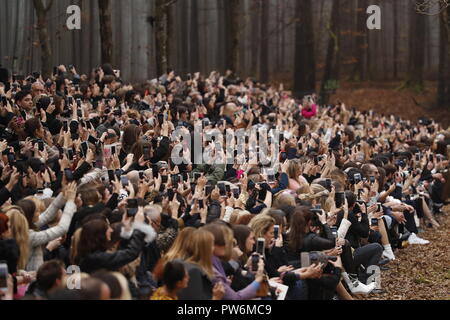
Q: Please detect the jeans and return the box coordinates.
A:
[353,243,383,283]
[286,279,308,300]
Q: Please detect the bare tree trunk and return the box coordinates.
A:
[350,0,367,81]
[438,7,450,106]
[320,0,341,104]
[166,2,174,68]
[293,0,316,97]
[393,0,398,79]
[155,0,167,76]
[226,0,240,72]
[32,0,53,79]
[405,9,425,91]
[259,0,269,83]
[98,0,113,65]
[250,0,260,76]
[190,0,200,72]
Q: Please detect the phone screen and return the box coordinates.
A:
[121,176,129,187]
[127,199,138,217]
[108,170,115,182]
[80,142,88,158]
[88,135,98,145]
[64,169,74,182]
[256,238,265,256]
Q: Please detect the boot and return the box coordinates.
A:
[341,272,376,295]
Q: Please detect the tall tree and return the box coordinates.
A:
[166,2,174,68]
[250,0,260,76]
[190,0,200,72]
[350,0,367,81]
[404,9,426,91]
[32,0,53,79]
[320,0,341,104]
[224,0,240,72]
[393,0,399,79]
[98,0,113,65]
[293,0,316,97]
[154,0,167,76]
[259,0,269,83]
[438,5,450,106]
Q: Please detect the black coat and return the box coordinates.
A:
[0,239,19,274]
[79,230,146,274]
[177,262,213,300]
[336,208,369,249]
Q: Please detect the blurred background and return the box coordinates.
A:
[0,0,449,124]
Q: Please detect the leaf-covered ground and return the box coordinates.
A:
[363,206,450,300]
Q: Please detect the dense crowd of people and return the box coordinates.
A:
[0,64,448,300]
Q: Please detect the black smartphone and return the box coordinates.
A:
[429,154,433,162]
[127,199,138,217]
[218,183,226,197]
[370,176,376,183]
[67,149,74,161]
[38,140,44,152]
[274,225,280,240]
[68,96,74,105]
[251,254,259,272]
[88,135,98,145]
[371,218,379,226]
[64,169,74,182]
[7,153,15,165]
[198,199,204,209]
[232,188,240,198]
[167,189,175,201]
[377,202,382,212]
[108,169,115,182]
[314,156,318,166]
[205,185,214,196]
[63,121,68,132]
[415,153,420,161]
[111,145,116,155]
[354,173,362,184]
[80,142,89,158]
[161,175,168,184]
[335,192,345,208]
[143,146,151,161]
[225,184,231,193]
[193,172,201,182]
[256,238,265,256]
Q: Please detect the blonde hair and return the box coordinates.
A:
[70,228,82,265]
[248,214,275,239]
[111,272,132,300]
[287,159,302,180]
[185,229,214,278]
[5,207,30,270]
[272,192,296,209]
[25,196,46,214]
[164,227,196,262]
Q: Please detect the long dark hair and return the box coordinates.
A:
[232,225,252,265]
[162,260,187,291]
[75,220,109,265]
[288,207,311,252]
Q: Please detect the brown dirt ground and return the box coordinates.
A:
[361,207,450,300]
[330,81,450,128]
